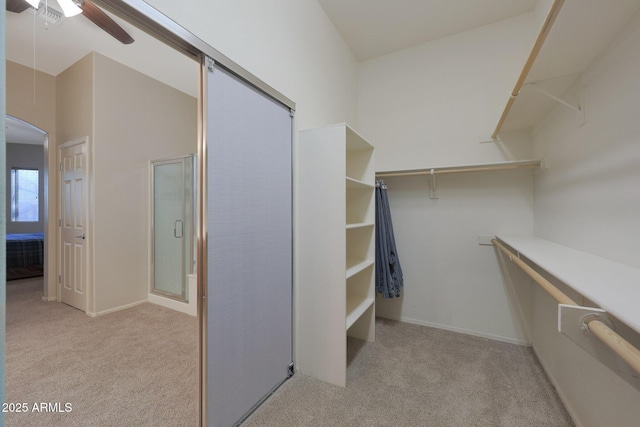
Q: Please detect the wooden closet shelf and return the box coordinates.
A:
[496,235,640,334]
[376,159,541,178]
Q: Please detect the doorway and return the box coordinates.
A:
[4,115,48,289]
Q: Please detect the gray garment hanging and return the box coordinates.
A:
[375,180,404,298]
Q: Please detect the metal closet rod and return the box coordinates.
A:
[492,238,640,376]
[375,160,541,178]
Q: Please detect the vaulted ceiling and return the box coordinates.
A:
[316,0,536,60]
[9,0,640,141]
[5,0,538,143]
[6,0,538,88]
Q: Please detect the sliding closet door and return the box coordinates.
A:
[204,59,292,426]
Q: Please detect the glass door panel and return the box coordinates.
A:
[152,158,191,301]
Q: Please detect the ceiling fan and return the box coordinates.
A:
[6,0,134,44]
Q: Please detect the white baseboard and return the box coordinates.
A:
[147,274,197,317]
[92,299,148,317]
[148,293,196,316]
[377,314,531,347]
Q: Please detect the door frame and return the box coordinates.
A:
[57,137,93,315]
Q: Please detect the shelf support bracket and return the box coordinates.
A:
[523,83,586,125]
[429,169,438,199]
[559,304,640,390]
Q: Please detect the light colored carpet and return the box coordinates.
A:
[5,278,199,427]
[6,279,574,426]
[245,318,574,427]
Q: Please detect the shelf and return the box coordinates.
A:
[346,176,374,189]
[346,126,374,182]
[493,0,640,135]
[496,235,640,334]
[376,159,541,178]
[346,180,375,224]
[346,222,374,230]
[346,296,375,330]
[345,124,374,152]
[491,0,565,138]
[298,123,375,387]
[346,259,374,279]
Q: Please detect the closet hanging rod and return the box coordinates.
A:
[492,238,640,376]
[375,159,541,178]
[491,0,566,139]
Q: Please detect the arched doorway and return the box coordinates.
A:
[4,114,48,293]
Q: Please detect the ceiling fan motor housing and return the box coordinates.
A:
[29,2,66,25]
[9,0,135,44]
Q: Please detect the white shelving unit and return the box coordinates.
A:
[297,123,375,387]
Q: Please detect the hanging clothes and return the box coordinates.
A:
[375,180,404,298]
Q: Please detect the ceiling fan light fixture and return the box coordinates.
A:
[57,0,82,17]
[25,0,40,9]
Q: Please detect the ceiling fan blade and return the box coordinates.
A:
[80,0,134,45]
[7,0,31,13]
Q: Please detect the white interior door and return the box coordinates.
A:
[59,139,88,311]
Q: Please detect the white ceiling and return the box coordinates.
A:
[317,0,537,60]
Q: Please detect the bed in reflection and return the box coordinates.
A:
[6,232,44,281]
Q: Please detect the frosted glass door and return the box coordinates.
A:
[152,160,185,300]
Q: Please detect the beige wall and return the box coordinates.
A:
[56,54,94,145]
[6,60,57,298]
[9,53,196,314]
[92,52,197,314]
[6,61,56,136]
